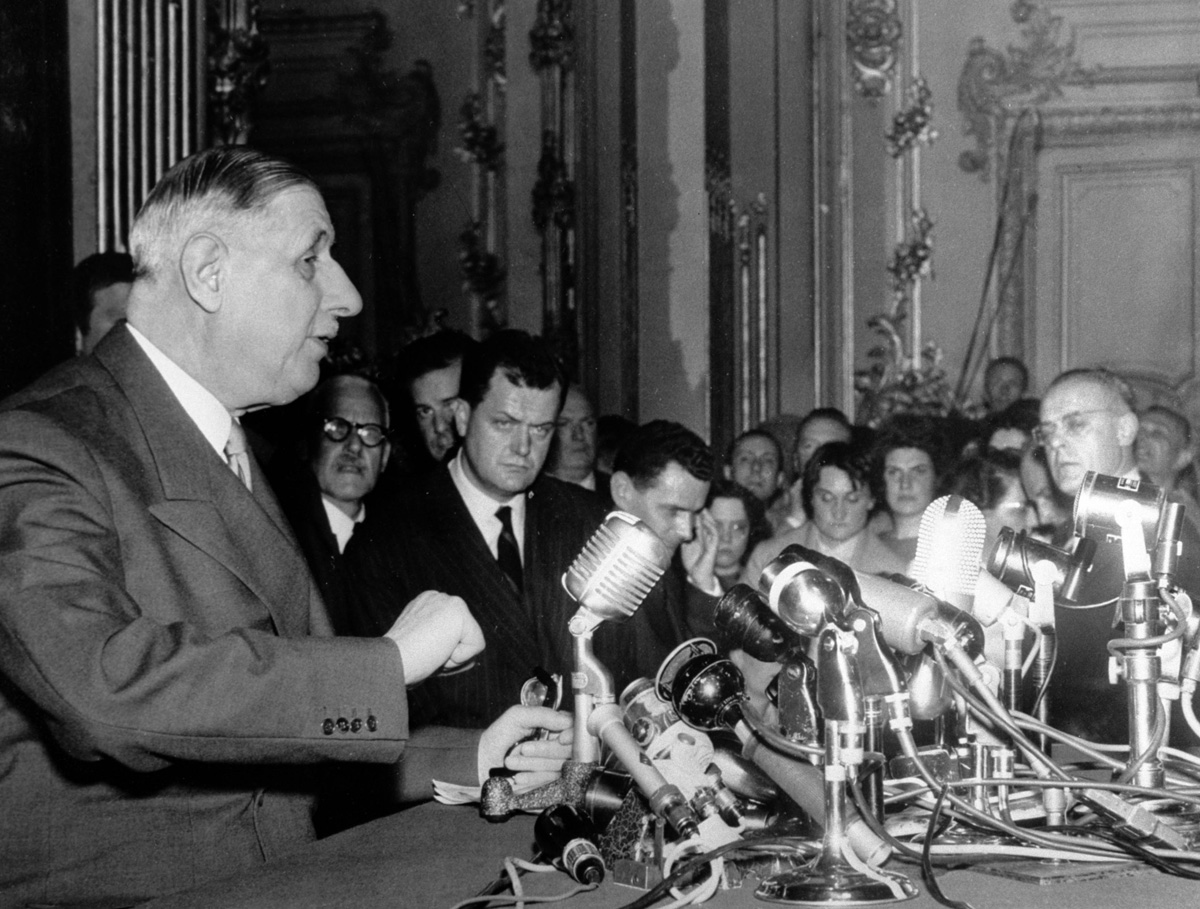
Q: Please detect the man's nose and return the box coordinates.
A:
[676,513,695,543]
[323,261,363,319]
[344,430,363,453]
[511,426,532,457]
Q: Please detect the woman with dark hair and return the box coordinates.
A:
[706,478,772,592]
[946,447,1036,556]
[741,440,909,584]
[870,417,946,568]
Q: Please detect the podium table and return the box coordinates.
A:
[143,800,1195,909]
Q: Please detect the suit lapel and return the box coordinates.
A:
[95,328,313,637]
[423,468,544,673]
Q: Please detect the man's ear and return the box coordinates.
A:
[610,471,634,512]
[1116,411,1139,448]
[1174,446,1195,473]
[452,398,471,438]
[722,464,733,481]
[379,440,393,475]
[180,233,227,313]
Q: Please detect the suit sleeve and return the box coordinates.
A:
[0,407,409,772]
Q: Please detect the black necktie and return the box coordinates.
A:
[495,505,523,594]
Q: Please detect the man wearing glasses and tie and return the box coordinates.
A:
[270,373,393,637]
[1036,367,1200,746]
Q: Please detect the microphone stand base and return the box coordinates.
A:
[756,858,918,905]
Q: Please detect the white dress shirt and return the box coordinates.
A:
[448,450,526,563]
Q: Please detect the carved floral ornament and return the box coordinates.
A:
[957,1,1095,179]
[887,76,937,158]
[529,0,573,73]
[846,0,902,98]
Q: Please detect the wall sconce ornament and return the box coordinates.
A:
[485,4,507,87]
[208,0,270,146]
[459,221,508,332]
[957,1,1095,178]
[846,0,902,98]
[856,208,953,426]
[457,93,504,171]
[529,0,574,73]
[886,76,937,158]
[531,128,575,233]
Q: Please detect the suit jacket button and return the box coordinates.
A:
[322,718,334,735]
[336,717,349,732]
[367,715,378,732]
[351,718,363,732]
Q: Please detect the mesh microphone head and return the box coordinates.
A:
[562,511,671,623]
[912,495,987,611]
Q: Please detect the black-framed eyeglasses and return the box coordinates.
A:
[322,417,388,447]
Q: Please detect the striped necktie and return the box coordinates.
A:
[224,418,253,492]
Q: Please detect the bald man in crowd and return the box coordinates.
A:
[1038,368,1200,745]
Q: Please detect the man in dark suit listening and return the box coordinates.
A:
[344,330,661,728]
[609,420,722,655]
[0,147,569,905]
[271,372,392,634]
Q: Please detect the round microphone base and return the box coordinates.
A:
[755,856,918,906]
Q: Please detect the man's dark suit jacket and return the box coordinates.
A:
[0,326,456,905]
[268,460,364,635]
[345,466,707,728]
[1051,505,1200,748]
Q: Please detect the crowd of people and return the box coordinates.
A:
[4,145,1200,904]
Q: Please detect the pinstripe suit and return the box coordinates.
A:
[344,467,689,728]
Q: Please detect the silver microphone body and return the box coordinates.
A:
[912,495,988,612]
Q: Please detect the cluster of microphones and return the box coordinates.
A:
[479,471,1200,905]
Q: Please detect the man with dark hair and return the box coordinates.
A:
[346,329,628,729]
[399,329,478,466]
[725,428,786,506]
[983,356,1030,415]
[71,250,134,355]
[609,419,721,666]
[0,147,569,903]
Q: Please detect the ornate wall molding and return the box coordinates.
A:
[529,0,574,72]
[994,98,1200,369]
[528,0,577,373]
[208,0,270,147]
[846,0,901,98]
[457,1,507,333]
[956,2,1096,179]
[886,75,937,158]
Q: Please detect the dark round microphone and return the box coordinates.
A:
[713,584,800,662]
[534,805,605,885]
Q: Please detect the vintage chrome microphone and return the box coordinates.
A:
[1072,472,1171,789]
[481,511,671,820]
[561,510,672,762]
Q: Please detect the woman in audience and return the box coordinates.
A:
[871,418,945,569]
[1019,445,1070,541]
[768,407,854,534]
[742,440,909,583]
[707,478,772,592]
[946,447,1036,557]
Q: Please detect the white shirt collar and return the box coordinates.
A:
[126,323,233,459]
[321,497,364,554]
[448,449,526,561]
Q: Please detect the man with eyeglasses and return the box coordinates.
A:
[1038,368,1200,746]
[270,373,392,637]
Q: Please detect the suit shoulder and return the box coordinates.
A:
[532,475,607,518]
